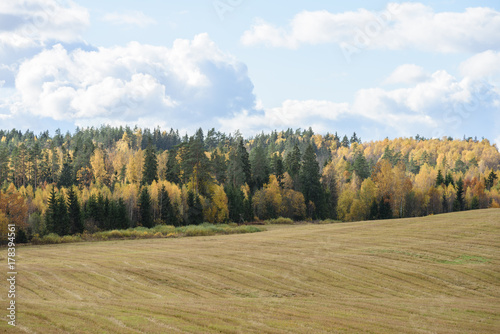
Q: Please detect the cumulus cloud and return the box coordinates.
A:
[6,33,255,131]
[102,11,157,28]
[459,50,500,80]
[0,0,89,49]
[220,64,500,141]
[241,3,500,53]
[218,100,349,135]
[384,64,429,85]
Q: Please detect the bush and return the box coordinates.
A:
[264,217,294,225]
[41,233,62,244]
[61,235,83,243]
[316,219,342,224]
[24,222,263,245]
[109,230,124,239]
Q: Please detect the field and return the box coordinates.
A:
[2,209,500,333]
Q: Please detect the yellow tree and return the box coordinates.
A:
[90,147,109,185]
[203,184,229,224]
[253,175,283,220]
[0,211,9,244]
[281,188,306,220]
[337,187,355,221]
[126,149,143,184]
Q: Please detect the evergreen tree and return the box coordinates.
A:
[352,151,370,180]
[186,190,203,225]
[165,148,181,184]
[299,144,324,219]
[45,186,58,234]
[485,170,497,190]
[211,149,227,184]
[378,196,393,219]
[115,198,130,229]
[58,161,73,188]
[284,144,301,187]
[442,193,448,213]
[159,185,177,226]
[0,145,9,186]
[142,141,158,185]
[453,178,465,211]
[47,193,69,236]
[226,139,251,188]
[250,145,269,190]
[243,193,254,222]
[67,186,83,234]
[436,169,445,187]
[368,199,379,220]
[225,184,245,223]
[271,153,285,188]
[181,136,212,196]
[28,142,41,189]
[341,135,350,148]
[350,132,360,144]
[444,172,454,187]
[138,187,153,228]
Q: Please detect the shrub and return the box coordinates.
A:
[264,217,294,225]
[41,233,62,244]
[61,235,83,243]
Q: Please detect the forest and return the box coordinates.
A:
[0,126,499,244]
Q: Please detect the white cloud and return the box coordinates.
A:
[459,50,500,80]
[0,0,89,49]
[220,63,500,140]
[241,3,500,53]
[384,64,429,85]
[218,99,350,135]
[102,11,157,28]
[5,34,255,131]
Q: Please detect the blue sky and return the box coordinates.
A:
[1,0,499,146]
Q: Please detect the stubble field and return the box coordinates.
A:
[2,209,499,333]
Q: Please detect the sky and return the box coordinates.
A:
[0,0,499,146]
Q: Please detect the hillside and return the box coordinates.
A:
[3,209,499,333]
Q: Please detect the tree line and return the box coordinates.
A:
[0,126,499,244]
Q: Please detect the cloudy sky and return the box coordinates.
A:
[1,0,499,145]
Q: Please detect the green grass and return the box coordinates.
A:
[2,209,499,333]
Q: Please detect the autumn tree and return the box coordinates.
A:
[203,184,229,224]
[321,161,338,219]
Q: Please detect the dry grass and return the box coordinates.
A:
[2,209,499,333]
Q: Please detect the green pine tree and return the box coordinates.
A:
[142,142,158,185]
[139,187,153,228]
[453,178,465,211]
[227,139,251,188]
[436,169,445,187]
[250,145,269,190]
[165,148,181,184]
[67,186,83,234]
[299,144,324,219]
